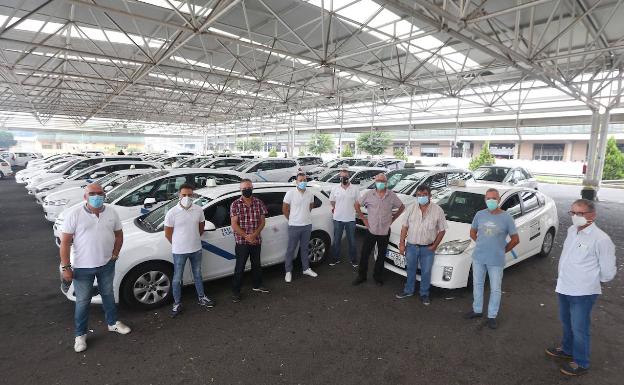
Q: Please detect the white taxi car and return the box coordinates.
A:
[42,169,157,222]
[0,158,12,179]
[59,183,334,309]
[382,184,558,289]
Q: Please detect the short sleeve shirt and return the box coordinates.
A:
[359,189,403,235]
[329,184,360,222]
[61,204,123,268]
[230,196,268,245]
[401,202,448,245]
[283,189,314,226]
[471,209,518,267]
[164,204,206,254]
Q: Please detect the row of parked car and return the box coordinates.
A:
[8,151,553,311]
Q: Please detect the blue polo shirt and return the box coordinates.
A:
[471,209,517,267]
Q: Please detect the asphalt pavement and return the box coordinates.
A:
[0,178,622,385]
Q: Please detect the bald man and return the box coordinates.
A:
[60,183,131,353]
[354,173,405,286]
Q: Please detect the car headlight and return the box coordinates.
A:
[39,183,62,192]
[436,240,471,255]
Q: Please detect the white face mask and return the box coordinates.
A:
[180,196,193,209]
[571,214,588,227]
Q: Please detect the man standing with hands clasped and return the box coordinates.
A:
[60,183,131,353]
[283,172,318,282]
[545,199,616,376]
[329,168,360,268]
[230,179,270,302]
[165,183,215,318]
[464,188,519,329]
[395,185,447,305]
[354,173,405,286]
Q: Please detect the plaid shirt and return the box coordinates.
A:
[230,196,268,245]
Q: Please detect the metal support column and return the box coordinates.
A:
[593,109,611,185]
[584,110,601,186]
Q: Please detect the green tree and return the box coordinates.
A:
[393,148,408,161]
[268,148,278,157]
[469,141,496,170]
[0,131,17,148]
[307,132,334,155]
[341,145,353,157]
[356,131,391,155]
[603,137,624,180]
[236,138,263,152]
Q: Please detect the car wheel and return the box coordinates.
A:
[307,231,330,266]
[0,171,4,180]
[288,176,296,182]
[121,261,173,310]
[538,228,555,258]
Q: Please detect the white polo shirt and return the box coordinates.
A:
[61,204,123,269]
[164,203,206,254]
[329,184,359,222]
[283,188,314,226]
[556,224,617,296]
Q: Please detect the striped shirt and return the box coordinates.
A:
[401,202,448,245]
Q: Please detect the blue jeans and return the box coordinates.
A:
[331,220,357,264]
[403,244,435,297]
[172,250,205,304]
[472,261,504,319]
[558,293,598,368]
[73,259,117,337]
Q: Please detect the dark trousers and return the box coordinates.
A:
[232,243,262,295]
[358,230,389,281]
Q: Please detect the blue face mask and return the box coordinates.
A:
[417,196,429,205]
[88,195,104,209]
[297,181,307,190]
[375,182,386,190]
[485,199,498,211]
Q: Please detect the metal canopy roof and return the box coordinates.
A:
[0,0,623,135]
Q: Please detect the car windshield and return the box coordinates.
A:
[474,167,509,182]
[137,196,211,231]
[49,159,80,172]
[70,163,104,179]
[105,170,167,203]
[319,170,355,182]
[179,157,210,168]
[95,172,120,186]
[233,160,255,172]
[372,171,428,192]
[438,191,487,223]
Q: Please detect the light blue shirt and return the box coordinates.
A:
[471,209,518,267]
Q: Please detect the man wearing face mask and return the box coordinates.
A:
[283,172,318,282]
[354,173,405,286]
[328,168,360,268]
[396,185,447,305]
[545,199,616,376]
[464,188,519,329]
[164,183,214,317]
[60,183,130,353]
[230,179,270,302]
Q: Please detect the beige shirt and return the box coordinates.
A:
[359,189,403,235]
[401,202,447,245]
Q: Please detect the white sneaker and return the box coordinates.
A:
[74,334,87,353]
[285,272,292,283]
[302,268,318,278]
[108,321,131,335]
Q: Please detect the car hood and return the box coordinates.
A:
[45,186,83,201]
[389,214,474,247]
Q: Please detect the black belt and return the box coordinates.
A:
[411,243,432,247]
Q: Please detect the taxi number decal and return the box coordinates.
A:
[529,220,541,241]
[221,227,233,237]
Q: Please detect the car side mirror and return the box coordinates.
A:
[104,185,113,192]
[256,168,263,172]
[143,197,156,208]
[204,221,216,231]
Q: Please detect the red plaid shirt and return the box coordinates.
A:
[230,196,268,245]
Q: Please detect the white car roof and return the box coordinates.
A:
[195,182,316,199]
[344,166,387,172]
[163,167,246,177]
[448,182,529,196]
[112,168,161,176]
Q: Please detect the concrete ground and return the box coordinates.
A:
[0,179,622,385]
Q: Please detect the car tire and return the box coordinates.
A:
[538,228,556,258]
[120,261,174,310]
[307,230,330,266]
[0,171,4,180]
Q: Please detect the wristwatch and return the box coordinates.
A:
[62,264,72,271]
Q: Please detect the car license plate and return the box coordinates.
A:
[387,250,406,268]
